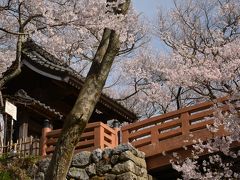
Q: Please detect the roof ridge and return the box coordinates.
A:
[15,89,63,120]
[23,39,86,81]
[23,39,68,67]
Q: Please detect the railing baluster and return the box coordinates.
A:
[121,128,130,144]
[114,128,119,147]
[94,124,100,149]
[41,126,52,156]
[181,112,190,135]
[44,122,118,154]
[99,123,105,149]
[151,127,159,144]
[93,123,104,149]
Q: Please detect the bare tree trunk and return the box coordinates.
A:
[46,29,121,179]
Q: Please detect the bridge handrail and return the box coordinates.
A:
[122,97,228,132]
[121,97,230,153]
[43,122,118,155]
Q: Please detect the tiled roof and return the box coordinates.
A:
[6,89,64,120]
[21,40,137,122]
[22,40,84,81]
[15,89,63,120]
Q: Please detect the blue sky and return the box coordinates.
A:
[132,0,174,50]
[133,0,173,19]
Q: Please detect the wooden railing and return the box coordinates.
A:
[44,122,118,155]
[1,137,40,157]
[121,97,231,159]
[1,97,238,172]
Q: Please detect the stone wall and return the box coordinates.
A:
[32,144,152,180]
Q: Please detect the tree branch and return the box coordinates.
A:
[0,28,28,36]
[22,14,43,28]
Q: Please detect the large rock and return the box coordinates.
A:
[35,172,45,180]
[72,151,91,168]
[116,172,148,180]
[68,167,89,180]
[111,155,119,165]
[96,160,112,176]
[32,144,149,180]
[86,163,96,177]
[38,158,50,173]
[105,173,117,180]
[119,151,147,168]
[102,148,113,162]
[116,172,138,180]
[113,144,145,159]
[27,164,38,178]
[90,176,105,180]
[113,143,135,154]
[112,160,145,176]
[91,149,103,163]
[91,174,116,180]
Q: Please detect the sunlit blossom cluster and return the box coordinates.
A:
[0,0,143,77]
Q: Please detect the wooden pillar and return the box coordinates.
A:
[19,122,28,138]
[0,93,7,150]
[94,122,104,149]
[121,127,130,144]
[114,128,119,147]
[19,113,29,139]
[3,114,7,150]
[40,119,52,156]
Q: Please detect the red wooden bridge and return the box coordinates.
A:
[40,97,240,173]
[121,97,233,171]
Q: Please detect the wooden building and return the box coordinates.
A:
[1,40,136,146]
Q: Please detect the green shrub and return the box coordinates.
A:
[0,156,40,180]
[0,171,13,180]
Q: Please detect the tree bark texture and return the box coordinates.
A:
[46,29,122,179]
[46,1,131,179]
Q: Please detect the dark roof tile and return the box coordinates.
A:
[19,40,137,122]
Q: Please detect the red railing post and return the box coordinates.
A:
[181,112,190,135]
[40,120,52,157]
[94,122,104,149]
[114,128,119,147]
[121,127,130,144]
[151,127,159,145]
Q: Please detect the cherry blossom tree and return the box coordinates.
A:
[158,0,240,178]
[122,0,240,114]
[121,0,240,178]
[0,0,143,179]
[0,0,144,77]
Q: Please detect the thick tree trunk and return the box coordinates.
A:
[46,1,131,179]
[46,30,120,179]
